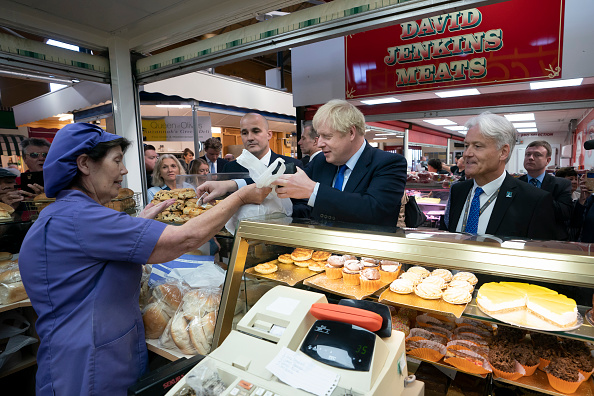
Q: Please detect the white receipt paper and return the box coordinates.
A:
[266,297,300,316]
[266,347,340,396]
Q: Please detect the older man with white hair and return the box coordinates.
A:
[441,112,556,240]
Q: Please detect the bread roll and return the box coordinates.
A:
[142,301,170,339]
[116,188,134,199]
[0,269,21,284]
[152,283,183,314]
[159,318,176,349]
[0,252,13,261]
[0,281,27,305]
[0,203,14,215]
[201,311,216,347]
[182,290,220,317]
[188,317,209,355]
[170,313,198,355]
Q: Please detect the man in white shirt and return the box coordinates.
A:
[440,112,556,240]
[273,99,407,226]
[299,121,322,167]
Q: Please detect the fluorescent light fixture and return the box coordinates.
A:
[517,128,538,132]
[361,97,401,105]
[211,127,222,134]
[368,142,379,147]
[513,122,537,128]
[530,78,583,90]
[444,126,468,131]
[423,119,456,126]
[505,113,535,122]
[374,137,388,140]
[50,83,67,92]
[435,88,480,98]
[46,39,79,52]
[156,104,191,109]
[375,133,398,136]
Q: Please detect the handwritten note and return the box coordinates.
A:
[266,347,340,396]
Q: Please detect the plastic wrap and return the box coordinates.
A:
[0,262,26,305]
[185,359,226,396]
[142,280,187,339]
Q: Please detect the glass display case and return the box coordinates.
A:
[406,182,450,226]
[213,217,594,395]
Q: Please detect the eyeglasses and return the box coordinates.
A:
[27,152,48,159]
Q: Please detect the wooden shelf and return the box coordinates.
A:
[146,339,195,361]
[0,354,36,379]
[0,299,31,314]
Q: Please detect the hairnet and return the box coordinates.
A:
[44,123,122,198]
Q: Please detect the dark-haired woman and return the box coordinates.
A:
[19,123,270,395]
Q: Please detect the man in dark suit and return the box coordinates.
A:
[518,140,572,240]
[273,99,407,227]
[298,121,322,168]
[197,113,302,199]
[440,112,556,240]
[201,137,227,174]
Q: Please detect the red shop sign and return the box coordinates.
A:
[345,0,564,99]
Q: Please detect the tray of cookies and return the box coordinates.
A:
[152,188,219,224]
[379,266,477,318]
[303,255,402,300]
[245,248,327,286]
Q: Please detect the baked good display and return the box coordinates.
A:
[308,261,326,272]
[477,282,578,328]
[452,271,478,285]
[420,275,447,289]
[290,248,313,262]
[414,282,443,299]
[390,278,414,294]
[431,268,453,282]
[546,357,584,394]
[407,266,430,278]
[254,261,278,274]
[447,280,474,293]
[277,254,293,264]
[391,314,411,336]
[359,267,381,292]
[0,203,14,220]
[342,255,357,261]
[311,251,331,261]
[443,287,472,305]
[398,271,423,285]
[293,258,315,268]
[342,260,363,285]
[152,188,222,223]
[360,257,380,267]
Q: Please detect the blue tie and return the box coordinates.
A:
[334,165,348,191]
[465,187,484,234]
[530,178,539,188]
[210,162,215,174]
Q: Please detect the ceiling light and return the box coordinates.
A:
[211,127,222,134]
[435,88,480,98]
[423,119,456,126]
[505,113,535,122]
[444,126,468,131]
[517,128,538,132]
[530,78,583,90]
[58,113,73,121]
[156,104,191,109]
[374,137,388,140]
[46,39,79,52]
[361,97,401,105]
[375,133,398,136]
[513,122,537,128]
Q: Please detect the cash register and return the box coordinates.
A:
[165,286,424,396]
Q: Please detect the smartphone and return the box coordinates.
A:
[20,171,44,194]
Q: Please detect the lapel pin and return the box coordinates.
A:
[506,191,513,198]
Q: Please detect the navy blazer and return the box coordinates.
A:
[200,156,227,174]
[441,173,556,240]
[293,142,407,227]
[518,173,572,240]
[221,150,303,183]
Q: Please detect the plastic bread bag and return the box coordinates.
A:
[184,359,226,396]
[0,311,38,370]
[138,264,152,309]
[0,265,21,284]
[225,149,293,234]
[163,287,221,355]
[142,279,187,339]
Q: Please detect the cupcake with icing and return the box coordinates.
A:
[360,267,381,292]
[325,255,345,279]
[379,260,401,282]
[361,257,380,268]
[342,260,364,285]
[342,254,357,261]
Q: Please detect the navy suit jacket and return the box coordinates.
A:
[293,142,407,227]
[200,156,227,174]
[518,173,572,240]
[221,150,303,183]
[441,173,556,240]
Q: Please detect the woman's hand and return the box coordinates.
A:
[578,178,592,205]
[196,180,238,203]
[138,198,175,219]
[237,184,272,205]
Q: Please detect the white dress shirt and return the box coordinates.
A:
[308,140,366,207]
[455,170,506,235]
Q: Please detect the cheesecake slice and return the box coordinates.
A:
[500,282,558,297]
[526,294,578,328]
[476,283,526,314]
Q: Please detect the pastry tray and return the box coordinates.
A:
[379,289,468,318]
[303,273,392,300]
[245,261,319,287]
